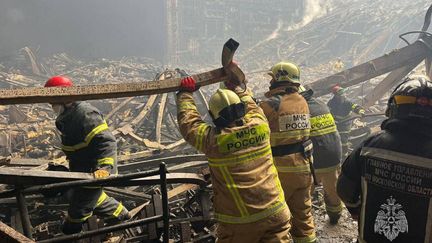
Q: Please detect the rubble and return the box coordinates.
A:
[0,1,431,242]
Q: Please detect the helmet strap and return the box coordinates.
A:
[269,81,299,90]
[210,103,246,128]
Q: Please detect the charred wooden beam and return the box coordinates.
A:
[0,38,241,105]
[0,168,92,185]
[0,69,227,105]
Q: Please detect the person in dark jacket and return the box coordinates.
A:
[300,85,343,225]
[337,76,432,243]
[327,85,365,157]
[45,76,130,234]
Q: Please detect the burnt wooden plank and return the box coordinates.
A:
[0,168,92,185]
[0,68,228,105]
[0,220,34,243]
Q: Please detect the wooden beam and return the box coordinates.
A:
[130,95,158,126]
[0,158,52,167]
[0,220,34,243]
[155,93,168,144]
[0,38,242,105]
[0,168,92,185]
[0,68,228,105]
[105,97,134,120]
[168,184,199,199]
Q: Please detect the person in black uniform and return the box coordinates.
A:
[45,76,130,234]
[327,85,365,157]
[300,85,343,225]
[337,76,432,243]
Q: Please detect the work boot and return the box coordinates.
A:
[328,212,341,225]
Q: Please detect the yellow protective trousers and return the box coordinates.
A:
[314,166,343,217]
[216,207,292,243]
[279,170,316,243]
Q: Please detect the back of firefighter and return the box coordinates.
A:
[327,85,365,156]
[260,62,316,243]
[176,70,291,243]
[337,76,432,243]
[45,76,130,234]
[300,85,343,225]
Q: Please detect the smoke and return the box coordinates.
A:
[5,8,25,24]
[287,0,333,31]
[0,0,167,60]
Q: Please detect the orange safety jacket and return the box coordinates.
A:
[176,88,288,224]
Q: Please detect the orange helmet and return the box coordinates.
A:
[44,76,73,87]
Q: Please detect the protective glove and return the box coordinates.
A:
[223,61,241,90]
[94,169,110,179]
[180,76,199,92]
[222,80,238,91]
[359,109,366,117]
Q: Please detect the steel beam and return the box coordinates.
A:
[311,36,432,96]
[363,62,420,107]
[38,215,163,243]
[118,154,207,172]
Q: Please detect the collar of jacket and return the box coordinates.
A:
[300,89,314,101]
[265,85,299,98]
[381,118,432,138]
[56,102,80,122]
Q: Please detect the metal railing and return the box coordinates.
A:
[6,163,170,243]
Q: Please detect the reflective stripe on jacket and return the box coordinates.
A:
[176,88,288,224]
[56,102,117,174]
[260,87,312,173]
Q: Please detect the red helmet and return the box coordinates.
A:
[44,76,73,87]
[331,85,344,94]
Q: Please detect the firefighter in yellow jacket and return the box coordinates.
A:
[176,69,291,242]
[260,62,316,243]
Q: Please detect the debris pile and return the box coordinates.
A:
[0,44,388,241]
